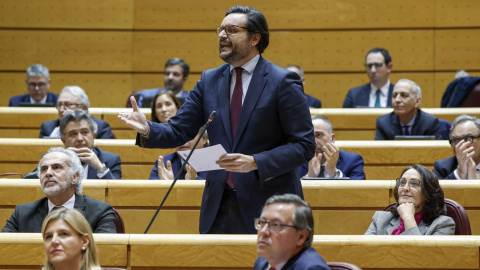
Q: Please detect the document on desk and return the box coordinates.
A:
[176,144,227,172]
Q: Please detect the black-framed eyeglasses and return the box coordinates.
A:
[449,134,480,146]
[254,218,298,233]
[365,62,385,70]
[55,102,83,109]
[216,25,248,36]
[28,82,47,88]
[396,178,421,189]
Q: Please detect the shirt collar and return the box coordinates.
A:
[47,194,75,213]
[30,94,48,104]
[268,261,287,270]
[230,54,260,75]
[370,80,391,95]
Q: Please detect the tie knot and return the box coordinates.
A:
[234,67,243,77]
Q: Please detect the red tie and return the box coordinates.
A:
[227,67,243,189]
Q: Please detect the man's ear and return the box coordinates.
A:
[251,33,261,47]
[415,97,422,109]
[296,228,309,247]
[70,171,80,185]
[61,137,66,144]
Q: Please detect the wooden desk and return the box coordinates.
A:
[2,107,480,140]
[1,233,479,269]
[1,180,480,236]
[0,138,454,180]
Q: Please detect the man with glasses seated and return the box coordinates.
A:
[39,86,115,139]
[433,114,480,180]
[8,64,59,107]
[254,194,330,270]
[343,47,394,108]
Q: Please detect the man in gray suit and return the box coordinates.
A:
[2,147,116,233]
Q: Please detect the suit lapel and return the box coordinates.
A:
[35,200,49,232]
[218,67,233,148]
[391,113,402,137]
[386,216,401,235]
[232,57,267,150]
[359,85,370,106]
[387,84,394,107]
[417,220,428,234]
[411,109,422,135]
[74,194,88,218]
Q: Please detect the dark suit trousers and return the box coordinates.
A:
[207,187,250,234]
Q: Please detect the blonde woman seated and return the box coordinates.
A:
[365,164,455,235]
[42,208,101,270]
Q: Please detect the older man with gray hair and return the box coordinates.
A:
[2,147,116,233]
[40,85,115,139]
[374,79,441,140]
[8,64,58,106]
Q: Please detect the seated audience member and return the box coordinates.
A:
[441,70,480,107]
[39,86,115,139]
[343,47,394,108]
[9,64,58,107]
[42,208,101,270]
[254,194,330,270]
[2,147,116,233]
[374,79,441,140]
[298,115,366,179]
[127,58,190,108]
[151,90,181,124]
[365,164,455,235]
[150,131,209,180]
[433,114,480,180]
[286,65,322,108]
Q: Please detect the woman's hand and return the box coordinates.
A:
[397,202,417,231]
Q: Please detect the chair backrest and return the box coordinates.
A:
[327,262,362,270]
[459,82,480,107]
[112,208,125,233]
[383,198,471,235]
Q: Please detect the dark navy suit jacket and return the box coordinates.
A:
[306,94,322,108]
[8,92,58,107]
[298,150,366,180]
[149,152,207,180]
[136,56,315,233]
[374,109,441,140]
[39,116,116,139]
[253,247,330,270]
[1,194,116,233]
[433,156,458,179]
[342,83,394,108]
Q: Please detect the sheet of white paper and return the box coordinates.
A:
[176,144,227,172]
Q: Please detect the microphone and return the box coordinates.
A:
[144,111,216,234]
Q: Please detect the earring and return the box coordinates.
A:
[82,246,86,250]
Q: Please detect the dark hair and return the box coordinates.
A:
[392,164,446,225]
[165,58,189,78]
[225,5,269,54]
[366,47,392,65]
[449,114,480,140]
[263,194,313,248]
[59,109,98,139]
[150,90,181,123]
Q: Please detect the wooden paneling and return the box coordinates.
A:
[0,1,133,29]
[134,0,435,30]
[435,29,480,71]
[0,30,133,71]
[435,0,480,27]
[267,30,434,72]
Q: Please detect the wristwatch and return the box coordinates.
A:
[98,164,108,174]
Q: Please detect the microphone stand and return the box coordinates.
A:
[144,111,216,234]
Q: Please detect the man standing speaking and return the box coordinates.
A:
[119,5,315,234]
